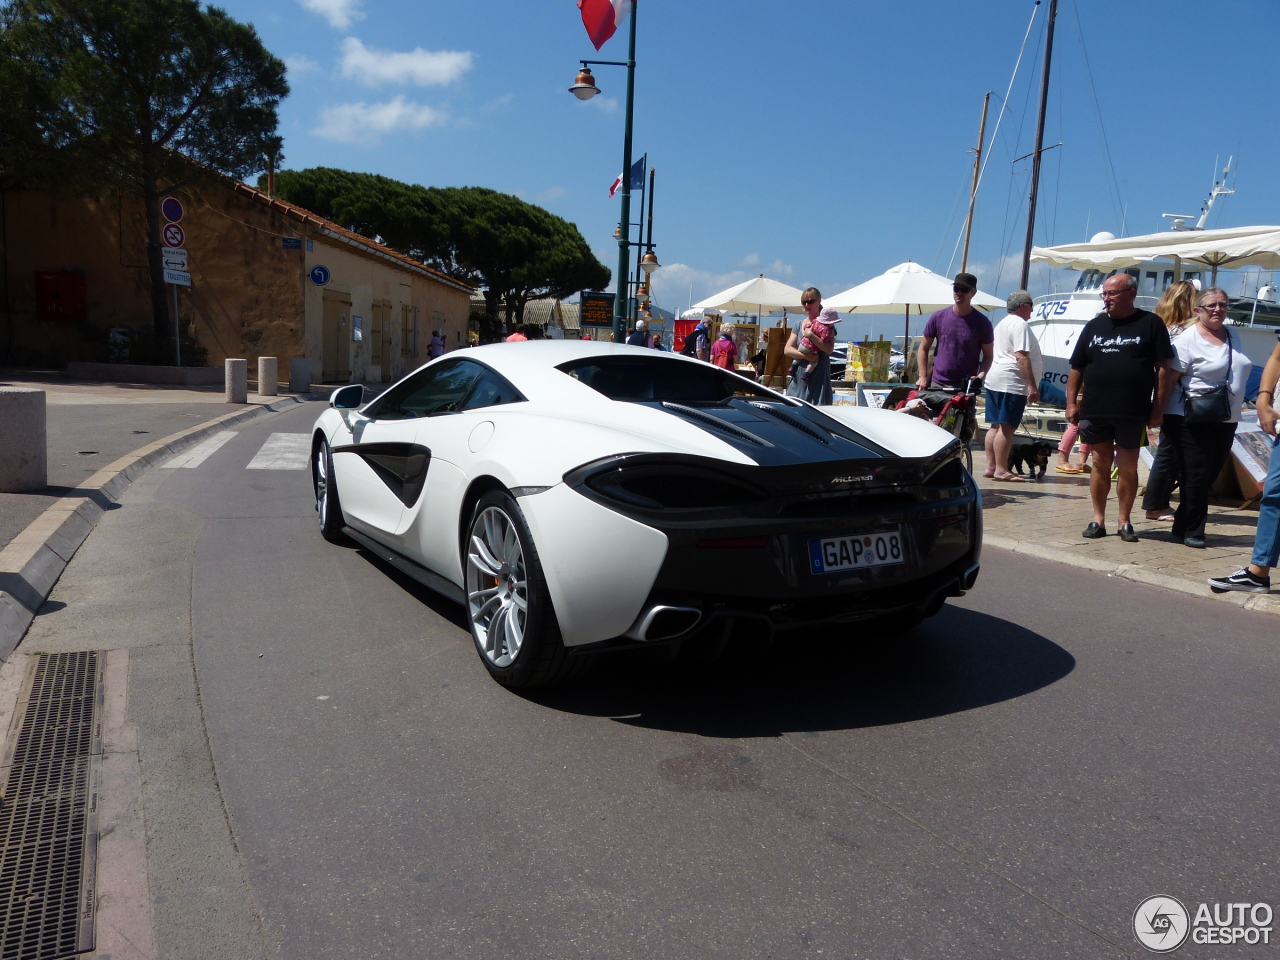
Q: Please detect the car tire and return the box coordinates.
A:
[464,490,585,689]
[314,439,348,544]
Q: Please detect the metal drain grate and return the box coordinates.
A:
[0,652,103,960]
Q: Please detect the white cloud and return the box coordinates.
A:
[591,96,619,114]
[339,38,473,87]
[296,0,363,30]
[313,96,446,144]
[284,54,320,75]
[739,253,760,267]
[539,186,567,203]
[648,263,750,311]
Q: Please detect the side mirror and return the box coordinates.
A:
[330,384,365,409]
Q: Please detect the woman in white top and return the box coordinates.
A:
[982,290,1043,480]
[1164,287,1253,547]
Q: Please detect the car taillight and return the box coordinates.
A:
[579,462,768,511]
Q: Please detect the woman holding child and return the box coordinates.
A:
[784,286,835,405]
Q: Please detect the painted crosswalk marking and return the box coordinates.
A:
[246,433,311,470]
[163,430,237,468]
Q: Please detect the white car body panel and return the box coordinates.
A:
[404,458,469,582]
[517,483,669,646]
[332,415,411,534]
[818,405,956,458]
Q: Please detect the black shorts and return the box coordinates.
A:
[1079,416,1145,450]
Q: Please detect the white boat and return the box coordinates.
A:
[1027,168,1280,398]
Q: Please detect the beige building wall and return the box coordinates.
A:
[1,180,471,378]
[302,238,469,383]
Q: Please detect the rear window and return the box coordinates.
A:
[558,356,774,403]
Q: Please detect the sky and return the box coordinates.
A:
[215,0,1280,338]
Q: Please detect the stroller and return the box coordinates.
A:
[892,377,982,473]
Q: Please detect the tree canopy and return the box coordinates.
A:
[2,0,288,342]
[267,168,610,323]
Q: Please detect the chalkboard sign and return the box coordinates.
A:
[580,291,615,326]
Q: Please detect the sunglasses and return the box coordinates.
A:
[953,284,973,293]
[801,299,817,305]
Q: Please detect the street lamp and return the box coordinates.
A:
[569,67,599,100]
[569,1,639,344]
[640,250,660,276]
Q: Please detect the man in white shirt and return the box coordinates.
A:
[982,290,1043,480]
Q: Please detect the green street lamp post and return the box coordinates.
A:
[570,0,640,344]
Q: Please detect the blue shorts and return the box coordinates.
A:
[985,389,1028,427]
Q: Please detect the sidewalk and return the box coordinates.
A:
[972,447,1280,616]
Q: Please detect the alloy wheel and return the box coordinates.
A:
[466,505,529,668]
[315,445,330,527]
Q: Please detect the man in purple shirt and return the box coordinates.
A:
[915,272,994,390]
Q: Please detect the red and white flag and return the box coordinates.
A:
[577,0,631,51]
[608,172,623,198]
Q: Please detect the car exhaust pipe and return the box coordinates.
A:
[624,605,703,642]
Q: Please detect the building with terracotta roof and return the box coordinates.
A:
[0,176,474,383]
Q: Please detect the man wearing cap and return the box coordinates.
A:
[915,272,994,391]
[626,319,650,348]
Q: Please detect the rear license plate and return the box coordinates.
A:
[808,530,903,574]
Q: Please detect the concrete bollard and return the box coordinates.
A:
[225,359,247,403]
[257,357,278,397]
[289,357,311,394]
[0,388,47,492]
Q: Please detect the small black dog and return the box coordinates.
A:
[1009,440,1054,479]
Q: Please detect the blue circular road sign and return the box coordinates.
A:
[309,265,330,286]
[161,197,184,222]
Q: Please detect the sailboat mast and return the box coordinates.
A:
[1019,0,1057,290]
[961,91,992,274]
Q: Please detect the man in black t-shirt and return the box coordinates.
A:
[1066,273,1174,542]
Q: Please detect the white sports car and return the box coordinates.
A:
[311,342,981,688]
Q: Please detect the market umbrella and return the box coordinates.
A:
[1030,224,1280,285]
[689,275,807,315]
[823,260,1005,347]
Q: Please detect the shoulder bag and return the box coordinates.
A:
[1182,330,1234,423]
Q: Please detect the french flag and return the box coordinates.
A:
[578,0,631,51]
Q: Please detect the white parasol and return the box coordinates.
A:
[689,275,807,315]
[823,261,1004,346]
[1030,225,1280,284]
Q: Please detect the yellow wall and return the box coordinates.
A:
[0,183,471,379]
[302,237,469,383]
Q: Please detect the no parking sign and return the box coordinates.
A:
[162,197,184,222]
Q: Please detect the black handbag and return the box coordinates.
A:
[1182,331,1234,423]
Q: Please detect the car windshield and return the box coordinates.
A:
[558,356,776,404]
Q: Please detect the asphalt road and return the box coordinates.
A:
[21,400,1280,960]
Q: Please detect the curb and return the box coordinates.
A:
[984,534,1280,617]
[0,395,309,658]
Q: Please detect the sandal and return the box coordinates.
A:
[1055,464,1083,474]
[1145,511,1176,522]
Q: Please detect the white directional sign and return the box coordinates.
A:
[162,246,186,259]
[162,253,187,271]
[164,269,191,287]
